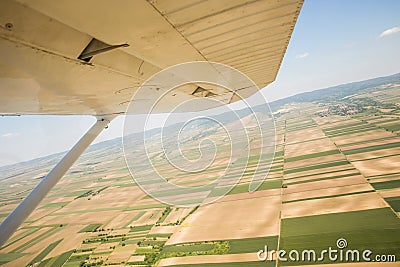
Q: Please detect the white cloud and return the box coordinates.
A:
[379,26,400,38]
[1,133,19,138]
[296,52,309,59]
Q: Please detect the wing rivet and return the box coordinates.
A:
[5,23,13,30]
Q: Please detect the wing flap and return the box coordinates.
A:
[0,0,303,115]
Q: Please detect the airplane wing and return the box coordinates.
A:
[0,0,303,115]
[0,0,304,247]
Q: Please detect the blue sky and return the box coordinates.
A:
[264,0,400,100]
[1,0,399,167]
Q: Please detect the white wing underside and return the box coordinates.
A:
[0,0,303,115]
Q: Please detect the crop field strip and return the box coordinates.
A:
[29,239,63,265]
[123,211,146,227]
[145,178,284,265]
[11,226,62,253]
[285,172,361,186]
[283,117,361,177]
[337,135,399,148]
[278,208,400,265]
[342,142,400,155]
[39,249,74,267]
[0,252,25,265]
[78,224,102,233]
[156,236,278,266]
[284,159,350,175]
[314,112,400,216]
[161,236,278,254]
[276,108,400,265]
[279,107,400,266]
[283,169,360,183]
[282,190,376,204]
[157,262,274,267]
[1,228,39,250]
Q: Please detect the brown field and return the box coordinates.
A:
[2,227,49,253]
[149,225,177,235]
[340,138,400,151]
[103,211,142,229]
[351,155,400,177]
[25,207,62,222]
[166,194,281,245]
[2,254,37,267]
[346,147,400,161]
[110,229,130,235]
[128,255,145,262]
[40,226,84,259]
[158,252,258,266]
[331,131,394,146]
[160,191,211,205]
[58,186,145,212]
[163,208,192,225]
[284,169,359,185]
[284,165,355,180]
[283,183,374,203]
[79,242,100,251]
[276,132,285,145]
[106,244,138,264]
[94,241,120,253]
[368,177,400,184]
[283,176,368,196]
[285,128,326,145]
[88,253,109,263]
[219,187,282,203]
[282,192,388,218]
[313,116,350,126]
[3,228,29,245]
[0,204,20,220]
[234,170,282,185]
[285,138,337,158]
[379,188,400,198]
[134,209,162,226]
[30,210,119,226]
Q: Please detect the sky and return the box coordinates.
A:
[1,0,399,167]
[263,0,400,101]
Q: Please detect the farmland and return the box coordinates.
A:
[0,74,399,266]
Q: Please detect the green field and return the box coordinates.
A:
[279,208,400,265]
[130,224,153,232]
[343,142,400,155]
[163,243,215,253]
[284,149,341,163]
[371,180,400,190]
[284,160,349,174]
[78,224,102,233]
[229,236,278,254]
[29,239,63,265]
[45,250,74,267]
[0,253,25,265]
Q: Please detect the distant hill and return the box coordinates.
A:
[269,72,400,111]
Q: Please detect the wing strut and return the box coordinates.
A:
[0,115,115,248]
